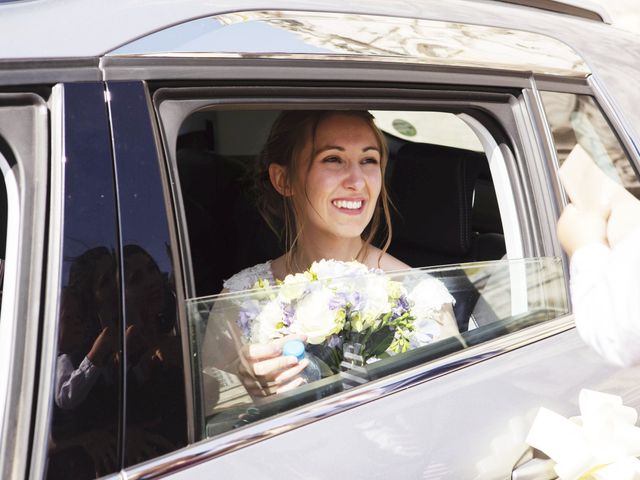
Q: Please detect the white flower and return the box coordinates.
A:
[387,280,407,301]
[310,259,369,281]
[526,389,640,480]
[279,272,311,302]
[250,300,285,344]
[251,278,277,301]
[408,317,441,348]
[359,274,392,330]
[292,287,344,344]
[408,277,455,320]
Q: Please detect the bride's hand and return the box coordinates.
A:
[238,334,310,397]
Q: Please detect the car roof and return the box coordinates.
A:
[0,0,616,60]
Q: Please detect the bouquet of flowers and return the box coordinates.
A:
[235,259,453,374]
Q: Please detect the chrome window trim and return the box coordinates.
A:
[527,84,573,296]
[491,0,611,24]
[123,315,575,480]
[107,11,590,79]
[459,113,524,260]
[101,56,539,85]
[142,81,198,443]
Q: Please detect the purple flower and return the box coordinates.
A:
[282,303,294,327]
[391,295,410,319]
[329,291,349,310]
[237,310,255,337]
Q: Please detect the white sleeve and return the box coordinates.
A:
[570,227,640,367]
[54,354,100,410]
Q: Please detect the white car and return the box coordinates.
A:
[1,1,639,479]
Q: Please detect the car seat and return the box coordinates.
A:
[387,141,506,329]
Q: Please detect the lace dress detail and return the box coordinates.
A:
[223,261,275,292]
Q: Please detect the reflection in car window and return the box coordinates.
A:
[540,91,640,199]
[46,84,123,480]
[167,107,570,441]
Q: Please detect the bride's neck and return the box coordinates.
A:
[290,235,365,272]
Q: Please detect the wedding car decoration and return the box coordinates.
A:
[236,259,453,373]
[526,389,640,480]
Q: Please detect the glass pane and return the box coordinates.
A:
[189,257,567,439]
[540,91,640,198]
[47,84,123,479]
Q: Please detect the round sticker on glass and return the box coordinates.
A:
[392,118,417,137]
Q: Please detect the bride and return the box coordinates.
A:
[205,110,460,396]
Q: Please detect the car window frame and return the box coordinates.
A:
[0,90,50,480]
[143,71,577,453]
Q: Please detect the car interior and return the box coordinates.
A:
[175,108,507,332]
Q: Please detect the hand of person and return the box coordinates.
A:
[238,334,310,397]
[86,326,117,367]
[557,203,608,257]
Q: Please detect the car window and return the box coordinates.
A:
[162,104,570,440]
[539,91,640,199]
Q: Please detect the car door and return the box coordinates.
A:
[94,10,640,480]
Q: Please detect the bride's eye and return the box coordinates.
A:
[322,155,341,164]
[361,156,379,165]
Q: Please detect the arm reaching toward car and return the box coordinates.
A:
[557,144,640,366]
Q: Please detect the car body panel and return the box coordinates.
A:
[125,326,639,480]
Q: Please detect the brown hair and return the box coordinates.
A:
[254,110,393,271]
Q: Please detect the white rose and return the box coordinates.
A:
[408,318,441,348]
[251,300,285,344]
[292,287,344,344]
[408,277,455,320]
[279,272,311,302]
[310,259,369,281]
[359,275,392,329]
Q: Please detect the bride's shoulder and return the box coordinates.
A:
[366,247,411,272]
[223,260,275,292]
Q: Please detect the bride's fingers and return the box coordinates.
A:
[252,355,299,378]
[274,358,309,384]
[243,342,282,361]
[242,334,308,361]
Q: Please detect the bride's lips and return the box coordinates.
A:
[331,198,366,215]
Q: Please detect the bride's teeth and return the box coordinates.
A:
[333,200,362,209]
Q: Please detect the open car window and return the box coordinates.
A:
[161,102,571,440]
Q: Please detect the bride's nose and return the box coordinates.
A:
[342,162,365,190]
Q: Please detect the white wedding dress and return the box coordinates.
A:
[222,260,274,292]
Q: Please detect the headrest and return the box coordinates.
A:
[389,142,484,257]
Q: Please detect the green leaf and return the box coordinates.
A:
[365,328,395,357]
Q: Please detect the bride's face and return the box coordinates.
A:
[295,113,382,241]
